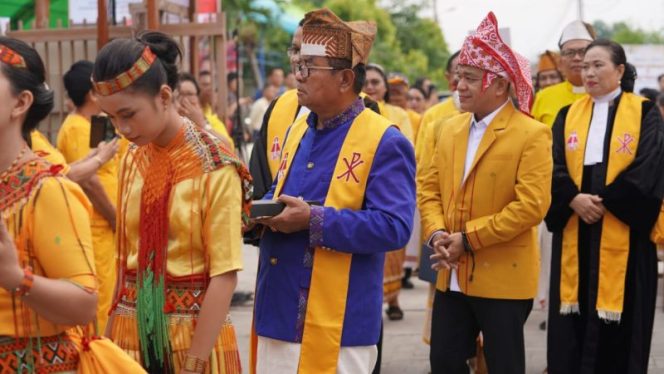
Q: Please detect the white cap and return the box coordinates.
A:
[558,20,594,48]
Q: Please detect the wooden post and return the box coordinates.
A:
[97,0,109,49]
[188,0,198,76]
[214,12,228,122]
[35,0,50,29]
[147,0,159,30]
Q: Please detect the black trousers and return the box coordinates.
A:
[430,290,532,374]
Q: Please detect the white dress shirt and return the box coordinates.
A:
[584,87,622,165]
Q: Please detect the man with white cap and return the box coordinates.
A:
[419,12,552,373]
[531,20,596,126]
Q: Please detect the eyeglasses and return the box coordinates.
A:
[294,63,340,79]
[561,48,586,58]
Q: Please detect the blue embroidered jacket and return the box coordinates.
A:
[255,98,416,346]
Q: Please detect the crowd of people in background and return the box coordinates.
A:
[3,6,664,374]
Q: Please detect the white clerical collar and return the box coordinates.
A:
[571,84,586,94]
[472,100,509,129]
[592,87,621,104]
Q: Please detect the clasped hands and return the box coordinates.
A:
[252,195,311,234]
[570,193,605,225]
[430,231,465,271]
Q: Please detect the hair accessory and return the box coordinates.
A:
[92,46,157,96]
[0,44,27,68]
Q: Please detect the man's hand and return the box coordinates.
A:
[570,193,605,224]
[255,195,311,234]
[430,231,464,271]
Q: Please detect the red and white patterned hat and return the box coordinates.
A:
[459,12,533,115]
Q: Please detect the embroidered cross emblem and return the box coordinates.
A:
[566,131,579,151]
[616,133,634,155]
[270,137,281,161]
[336,152,364,183]
[277,152,288,180]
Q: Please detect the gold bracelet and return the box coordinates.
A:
[183,354,206,373]
[92,156,104,165]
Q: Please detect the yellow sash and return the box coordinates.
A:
[561,92,644,321]
[267,89,300,179]
[651,204,664,245]
[272,108,391,373]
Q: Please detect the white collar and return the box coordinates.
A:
[472,100,509,129]
[592,87,622,104]
[571,84,586,94]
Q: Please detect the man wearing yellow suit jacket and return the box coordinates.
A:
[419,12,552,374]
[531,20,596,127]
[252,8,415,374]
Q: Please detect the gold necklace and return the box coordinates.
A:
[0,144,28,180]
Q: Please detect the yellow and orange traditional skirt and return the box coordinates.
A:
[0,333,78,373]
[110,275,241,374]
[383,249,405,302]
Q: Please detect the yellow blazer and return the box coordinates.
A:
[419,103,553,299]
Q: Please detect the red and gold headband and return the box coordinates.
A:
[0,44,27,68]
[92,46,157,96]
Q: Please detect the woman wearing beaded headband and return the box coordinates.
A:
[94,31,251,374]
[0,37,98,372]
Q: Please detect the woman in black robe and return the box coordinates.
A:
[545,39,664,374]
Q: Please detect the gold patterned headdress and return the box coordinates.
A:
[92,46,157,96]
[301,8,376,67]
[0,44,27,68]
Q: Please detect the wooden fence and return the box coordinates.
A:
[6,13,228,142]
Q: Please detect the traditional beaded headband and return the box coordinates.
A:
[92,46,157,96]
[0,44,27,68]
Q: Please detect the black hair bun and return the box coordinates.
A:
[137,31,181,89]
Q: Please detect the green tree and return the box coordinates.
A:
[592,20,664,45]
[389,2,450,88]
[223,0,290,88]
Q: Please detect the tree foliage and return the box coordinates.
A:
[225,0,451,89]
[592,20,664,45]
[294,0,451,88]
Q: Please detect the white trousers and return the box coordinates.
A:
[256,336,378,374]
[404,209,421,269]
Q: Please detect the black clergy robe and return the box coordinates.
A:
[545,96,664,374]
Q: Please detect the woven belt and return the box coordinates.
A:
[0,333,78,373]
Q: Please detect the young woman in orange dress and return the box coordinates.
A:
[94,31,252,374]
[0,37,98,373]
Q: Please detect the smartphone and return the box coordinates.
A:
[250,200,322,219]
[250,200,286,218]
[89,115,116,148]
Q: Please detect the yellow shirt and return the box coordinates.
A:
[415,98,460,165]
[378,101,414,144]
[203,105,235,149]
[120,145,243,277]
[30,130,68,166]
[531,80,587,127]
[0,161,95,336]
[407,109,422,145]
[56,113,119,227]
